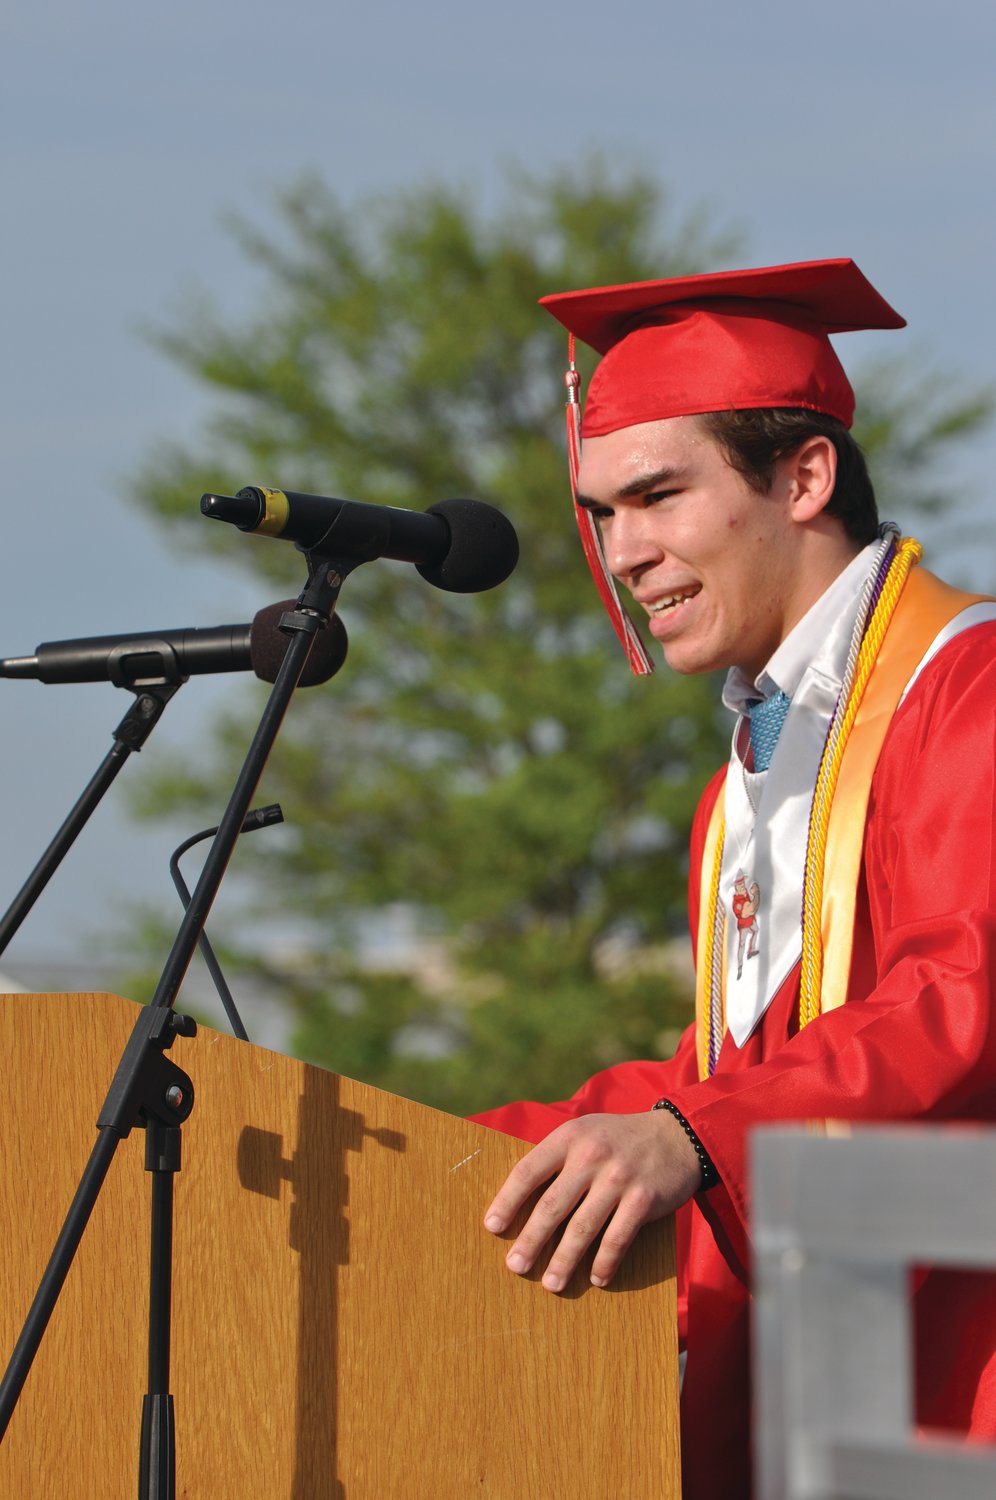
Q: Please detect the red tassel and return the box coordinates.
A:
[564,337,653,676]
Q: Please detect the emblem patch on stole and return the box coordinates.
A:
[731,870,761,979]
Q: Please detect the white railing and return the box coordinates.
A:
[752,1126,996,1500]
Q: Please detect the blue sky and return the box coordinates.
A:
[2,0,994,994]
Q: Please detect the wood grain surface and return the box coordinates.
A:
[0,993,679,1497]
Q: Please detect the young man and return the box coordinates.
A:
[475,260,996,1498]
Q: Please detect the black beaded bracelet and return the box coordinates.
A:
[652,1097,720,1191]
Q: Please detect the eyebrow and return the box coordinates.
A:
[575,463,693,509]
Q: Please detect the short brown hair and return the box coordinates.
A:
[699,408,879,545]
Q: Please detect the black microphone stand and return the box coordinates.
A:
[0,548,351,1499]
[0,679,181,957]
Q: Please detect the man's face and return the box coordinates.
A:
[576,415,812,679]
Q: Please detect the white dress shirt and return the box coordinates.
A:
[719,542,880,1045]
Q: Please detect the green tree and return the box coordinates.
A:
[128,165,992,1115]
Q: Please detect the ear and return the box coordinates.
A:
[782,435,837,524]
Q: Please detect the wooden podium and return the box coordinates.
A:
[0,993,680,1497]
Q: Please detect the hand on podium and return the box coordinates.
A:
[482,1110,701,1292]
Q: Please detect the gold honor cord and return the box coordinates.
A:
[693,542,993,1078]
[695,537,934,1079]
[797,537,922,1027]
[700,827,726,1080]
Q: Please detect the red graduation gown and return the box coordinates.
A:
[473,621,996,1499]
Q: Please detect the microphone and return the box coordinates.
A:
[0,604,348,688]
[200,487,519,594]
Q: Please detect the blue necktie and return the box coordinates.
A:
[747,691,791,772]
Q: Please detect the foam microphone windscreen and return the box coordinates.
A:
[416,499,519,593]
[249,602,349,686]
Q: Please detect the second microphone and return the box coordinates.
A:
[200,488,519,595]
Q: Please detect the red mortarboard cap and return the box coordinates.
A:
[540,258,905,434]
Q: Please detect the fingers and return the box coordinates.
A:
[483,1112,699,1294]
[587,1194,653,1289]
[503,1168,607,1283]
[482,1116,656,1291]
[502,1179,654,1293]
[483,1135,570,1234]
[537,1189,647,1293]
[528,1175,657,1291]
